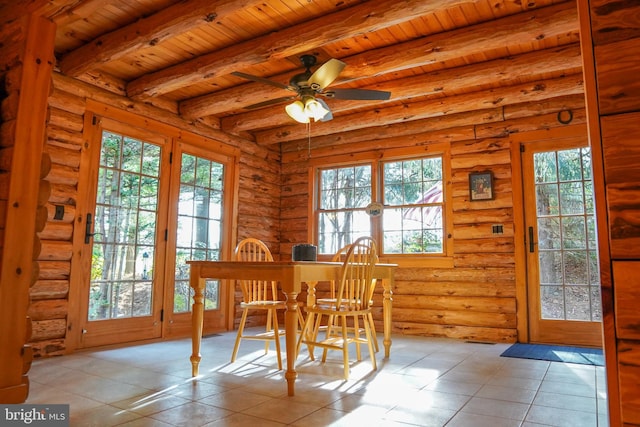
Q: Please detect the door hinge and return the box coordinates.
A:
[92,116,97,126]
[160,309,164,322]
[528,226,535,253]
[169,152,173,164]
[520,144,525,153]
[164,229,168,241]
[85,213,94,244]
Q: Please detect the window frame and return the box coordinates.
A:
[309,143,454,266]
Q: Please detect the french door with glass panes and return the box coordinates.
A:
[521,135,602,347]
[163,141,235,338]
[79,117,235,348]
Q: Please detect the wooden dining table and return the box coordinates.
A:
[187,260,397,396]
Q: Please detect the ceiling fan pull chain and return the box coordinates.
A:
[307,121,311,157]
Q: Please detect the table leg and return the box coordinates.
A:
[382,278,393,358]
[301,281,318,358]
[190,270,205,377]
[283,288,299,396]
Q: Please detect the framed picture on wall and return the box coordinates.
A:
[469,171,494,201]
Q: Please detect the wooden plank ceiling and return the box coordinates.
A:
[35,0,580,145]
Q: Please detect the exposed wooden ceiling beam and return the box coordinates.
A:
[255,73,585,144]
[182,1,578,119]
[126,0,483,98]
[283,109,501,158]
[0,0,51,24]
[280,94,585,159]
[283,102,587,161]
[222,43,582,134]
[47,0,120,26]
[58,0,264,77]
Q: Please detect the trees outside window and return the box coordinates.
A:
[318,165,372,254]
[382,157,444,254]
[90,132,161,320]
[173,154,225,313]
[534,147,600,321]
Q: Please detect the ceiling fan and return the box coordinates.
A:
[231,54,391,123]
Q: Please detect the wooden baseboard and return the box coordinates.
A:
[0,378,29,404]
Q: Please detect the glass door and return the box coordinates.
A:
[522,136,602,347]
[163,142,232,337]
[80,120,170,347]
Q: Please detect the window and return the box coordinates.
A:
[315,146,450,258]
[382,157,444,254]
[318,165,372,252]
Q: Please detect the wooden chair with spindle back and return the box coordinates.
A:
[297,236,379,379]
[314,242,380,354]
[230,238,286,369]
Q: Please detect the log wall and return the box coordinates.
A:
[581,0,640,424]
[280,95,587,344]
[30,82,83,357]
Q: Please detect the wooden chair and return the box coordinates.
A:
[314,243,380,353]
[230,238,287,369]
[297,236,378,379]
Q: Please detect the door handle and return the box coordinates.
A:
[528,226,535,253]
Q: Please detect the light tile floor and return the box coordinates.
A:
[26,330,609,426]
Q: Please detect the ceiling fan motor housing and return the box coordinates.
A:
[290,54,318,89]
[290,72,312,89]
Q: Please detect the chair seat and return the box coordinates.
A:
[240,300,287,309]
[311,334,368,348]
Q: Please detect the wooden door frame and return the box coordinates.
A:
[510,124,591,343]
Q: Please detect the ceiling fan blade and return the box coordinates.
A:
[231,71,294,91]
[243,96,297,110]
[326,88,391,100]
[308,58,346,91]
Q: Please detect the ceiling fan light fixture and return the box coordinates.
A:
[316,98,333,121]
[285,100,309,123]
[303,97,330,121]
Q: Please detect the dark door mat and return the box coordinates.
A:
[500,343,604,366]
